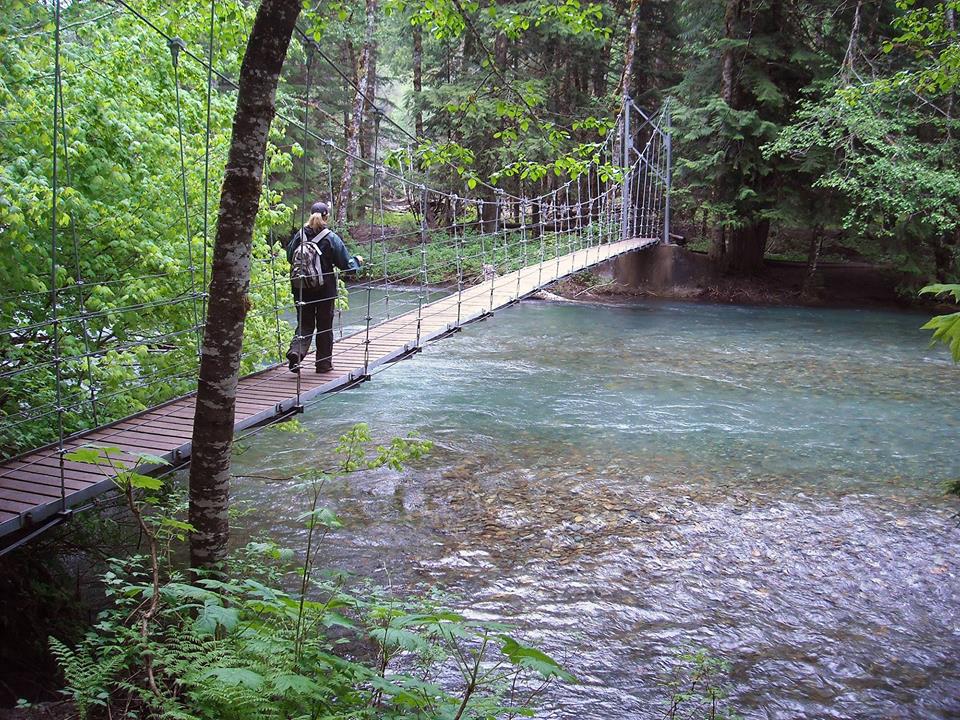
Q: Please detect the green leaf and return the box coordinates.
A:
[63,448,103,465]
[498,635,577,682]
[135,453,170,467]
[272,673,323,696]
[370,626,430,652]
[920,283,960,303]
[299,507,343,528]
[921,311,960,362]
[118,471,163,490]
[200,667,264,689]
[322,612,356,629]
[160,583,218,602]
[194,603,240,635]
[160,517,195,533]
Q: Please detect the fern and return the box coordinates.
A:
[46,428,567,720]
[49,636,125,720]
[188,676,282,720]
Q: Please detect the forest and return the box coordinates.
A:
[2,0,960,454]
[1,0,959,718]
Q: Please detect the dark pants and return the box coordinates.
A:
[287,281,336,368]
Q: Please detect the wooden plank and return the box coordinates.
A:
[0,486,60,505]
[235,390,289,404]
[0,238,655,544]
[132,406,197,421]
[123,414,196,430]
[87,425,186,446]
[0,465,98,490]
[0,477,67,499]
[15,452,130,474]
[109,422,194,440]
[0,497,36,514]
[82,433,181,455]
[1,458,105,483]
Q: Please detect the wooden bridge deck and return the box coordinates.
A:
[0,237,656,545]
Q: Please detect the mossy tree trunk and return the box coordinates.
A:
[189,0,302,570]
[336,0,378,224]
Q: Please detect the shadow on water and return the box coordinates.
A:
[227,298,960,719]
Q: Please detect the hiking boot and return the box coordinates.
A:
[315,361,334,373]
[287,353,301,374]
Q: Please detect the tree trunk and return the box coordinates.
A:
[948,7,956,136]
[801,224,823,299]
[710,225,726,263]
[425,192,438,228]
[189,0,302,569]
[479,191,498,233]
[720,0,741,107]
[494,22,508,68]
[343,40,355,146]
[337,0,378,224]
[933,232,957,282]
[412,25,423,138]
[841,0,863,85]
[360,44,379,155]
[713,0,741,262]
[619,0,641,101]
[357,46,378,222]
[726,220,770,275]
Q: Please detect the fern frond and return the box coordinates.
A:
[49,636,125,720]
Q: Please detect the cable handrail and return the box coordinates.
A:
[1,1,671,484]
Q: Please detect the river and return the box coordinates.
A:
[230,297,960,719]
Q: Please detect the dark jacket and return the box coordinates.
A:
[286,225,361,273]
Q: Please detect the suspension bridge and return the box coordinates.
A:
[0,3,672,551]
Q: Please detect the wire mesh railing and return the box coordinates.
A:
[0,1,671,510]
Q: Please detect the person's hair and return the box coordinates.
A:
[306,211,327,231]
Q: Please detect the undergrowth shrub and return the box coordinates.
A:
[51,423,573,719]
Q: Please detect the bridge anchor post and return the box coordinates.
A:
[663,99,672,245]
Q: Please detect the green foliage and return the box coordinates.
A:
[64,446,170,493]
[360,226,603,286]
[769,85,960,252]
[48,637,125,720]
[388,0,608,44]
[663,648,741,720]
[50,424,567,719]
[382,0,629,194]
[884,0,960,94]
[920,283,960,361]
[921,283,960,303]
[671,0,826,241]
[0,1,298,456]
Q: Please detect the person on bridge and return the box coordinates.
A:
[286,201,363,374]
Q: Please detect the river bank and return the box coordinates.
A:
[548,244,948,310]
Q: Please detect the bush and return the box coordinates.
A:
[51,424,573,719]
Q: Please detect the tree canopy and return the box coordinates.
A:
[2,0,959,457]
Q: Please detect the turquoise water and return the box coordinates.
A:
[232,298,960,718]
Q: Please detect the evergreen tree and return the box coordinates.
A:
[672,0,852,274]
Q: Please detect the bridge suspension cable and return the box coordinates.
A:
[0,0,672,544]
